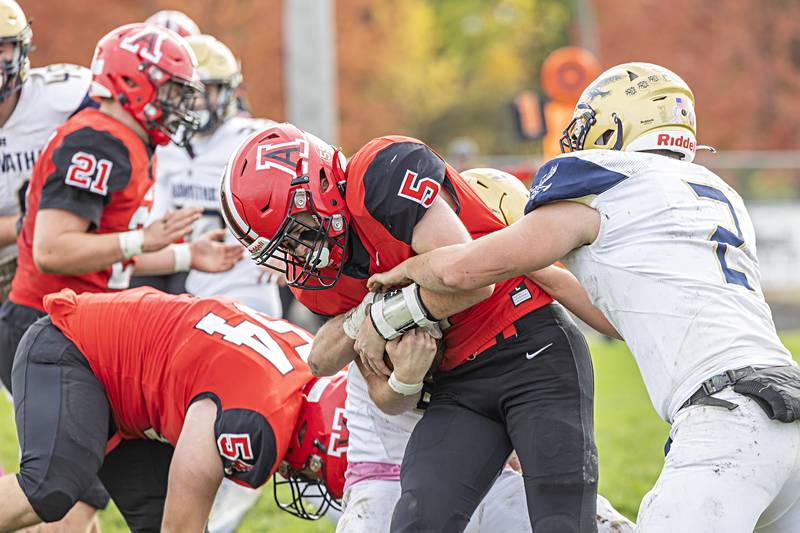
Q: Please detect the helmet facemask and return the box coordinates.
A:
[0,23,30,103]
[273,451,342,521]
[251,187,348,290]
[195,80,237,132]
[559,102,625,154]
[140,64,203,146]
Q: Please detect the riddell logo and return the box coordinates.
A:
[657,134,695,151]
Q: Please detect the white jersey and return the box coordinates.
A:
[152,116,282,316]
[0,64,91,263]
[344,363,421,465]
[527,149,794,422]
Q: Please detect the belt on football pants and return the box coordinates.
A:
[680,366,756,411]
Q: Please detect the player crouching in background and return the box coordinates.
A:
[0,288,347,532]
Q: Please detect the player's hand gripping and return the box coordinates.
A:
[386,328,438,386]
[189,229,244,273]
[142,207,202,253]
[354,309,391,377]
[367,263,412,293]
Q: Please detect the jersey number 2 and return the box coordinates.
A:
[687,182,753,291]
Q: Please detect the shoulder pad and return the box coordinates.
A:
[525,150,646,213]
[27,64,92,114]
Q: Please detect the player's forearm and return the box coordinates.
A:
[527,266,622,340]
[308,313,358,377]
[133,245,182,276]
[33,230,125,275]
[419,283,493,320]
[0,215,18,247]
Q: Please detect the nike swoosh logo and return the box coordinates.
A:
[525,342,553,360]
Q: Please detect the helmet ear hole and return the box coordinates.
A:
[595,129,615,146]
[319,169,330,192]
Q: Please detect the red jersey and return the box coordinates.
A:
[44,287,314,488]
[293,136,552,371]
[11,108,155,311]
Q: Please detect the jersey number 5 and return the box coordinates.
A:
[398,169,440,208]
[687,182,753,291]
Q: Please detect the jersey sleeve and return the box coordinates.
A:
[31,64,94,115]
[214,407,278,488]
[39,127,133,227]
[361,141,446,245]
[524,153,635,214]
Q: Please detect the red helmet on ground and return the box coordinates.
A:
[220,123,349,289]
[144,9,200,38]
[89,23,203,146]
[275,373,349,520]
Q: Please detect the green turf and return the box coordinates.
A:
[2,334,799,531]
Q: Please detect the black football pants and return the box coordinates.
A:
[13,317,172,531]
[391,304,598,533]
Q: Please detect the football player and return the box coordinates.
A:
[221,124,617,531]
[369,63,800,532]
[0,287,346,532]
[0,0,96,302]
[335,167,634,533]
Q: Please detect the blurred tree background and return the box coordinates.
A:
[22,0,800,154]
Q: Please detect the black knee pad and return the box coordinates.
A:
[528,414,598,485]
[19,476,78,523]
[391,490,470,533]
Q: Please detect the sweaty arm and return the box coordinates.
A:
[34,207,200,275]
[308,312,360,377]
[162,398,223,533]
[527,265,621,340]
[368,201,600,294]
[410,195,494,318]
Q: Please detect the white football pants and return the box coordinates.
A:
[336,469,634,533]
[637,389,800,532]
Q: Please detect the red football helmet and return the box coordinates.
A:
[220,123,349,289]
[275,373,349,520]
[144,9,200,38]
[89,23,202,146]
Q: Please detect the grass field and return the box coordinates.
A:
[2,334,799,531]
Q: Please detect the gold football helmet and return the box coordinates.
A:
[185,34,242,131]
[462,168,530,226]
[560,62,708,162]
[0,0,31,102]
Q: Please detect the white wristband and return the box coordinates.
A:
[172,243,192,272]
[118,230,144,260]
[387,372,423,396]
